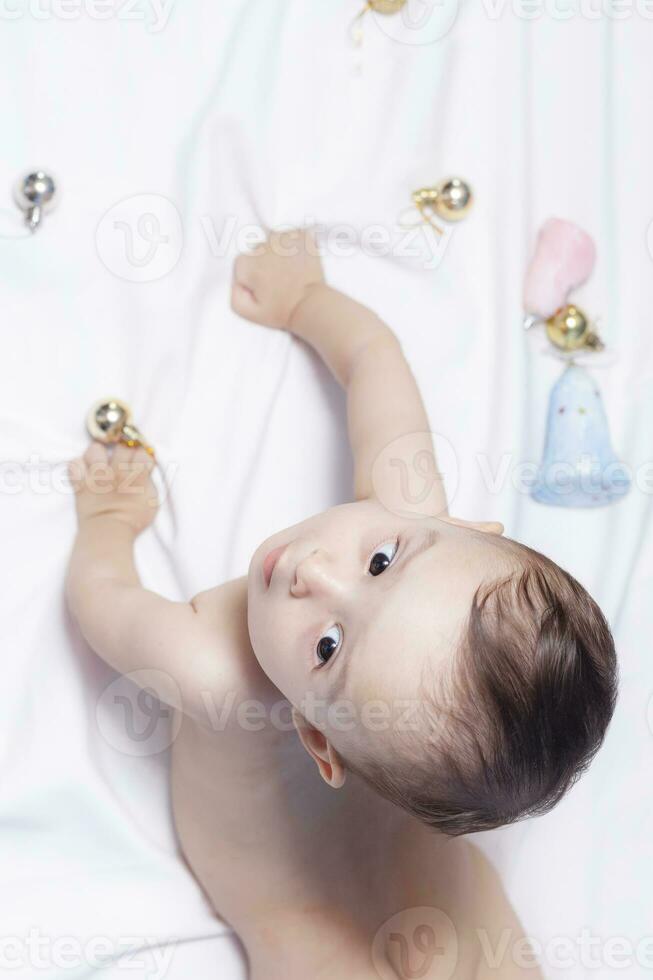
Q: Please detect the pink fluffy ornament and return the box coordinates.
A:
[524,219,603,353]
[524,217,596,319]
[524,219,630,508]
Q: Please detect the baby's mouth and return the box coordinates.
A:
[262,544,288,589]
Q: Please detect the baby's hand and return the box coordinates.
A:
[68,442,158,534]
[231,229,324,331]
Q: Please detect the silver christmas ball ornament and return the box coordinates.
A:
[14,170,58,232]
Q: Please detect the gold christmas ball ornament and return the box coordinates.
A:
[412,178,473,233]
[368,0,408,12]
[545,304,605,353]
[350,0,407,42]
[87,398,128,442]
[86,398,155,456]
[434,177,473,221]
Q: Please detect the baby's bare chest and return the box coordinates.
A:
[169,717,423,928]
[168,719,489,979]
[170,715,350,923]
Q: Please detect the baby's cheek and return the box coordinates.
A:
[245,597,269,663]
[247,610,286,679]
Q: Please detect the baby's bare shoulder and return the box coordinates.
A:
[466,843,544,980]
[189,575,247,635]
[189,576,249,665]
[188,576,278,713]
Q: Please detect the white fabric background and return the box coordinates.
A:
[1,1,651,977]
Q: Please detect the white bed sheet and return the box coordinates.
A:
[1,2,652,977]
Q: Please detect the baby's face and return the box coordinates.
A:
[247,499,505,749]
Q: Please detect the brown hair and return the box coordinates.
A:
[346,541,618,836]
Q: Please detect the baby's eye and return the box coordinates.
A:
[368,540,398,577]
[316,625,342,667]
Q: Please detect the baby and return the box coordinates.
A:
[67,230,617,979]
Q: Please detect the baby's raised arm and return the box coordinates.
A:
[232,230,448,517]
[66,443,250,718]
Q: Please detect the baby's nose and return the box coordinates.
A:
[290,550,345,599]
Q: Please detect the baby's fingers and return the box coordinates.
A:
[231,279,262,324]
[67,456,87,493]
[84,441,108,466]
[233,252,259,288]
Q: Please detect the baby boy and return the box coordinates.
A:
[67,231,617,979]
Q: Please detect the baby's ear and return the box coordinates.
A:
[292,708,346,789]
[442,514,504,536]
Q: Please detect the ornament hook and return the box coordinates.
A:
[409,178,474,236]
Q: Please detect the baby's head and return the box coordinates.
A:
[247,499,617,835]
